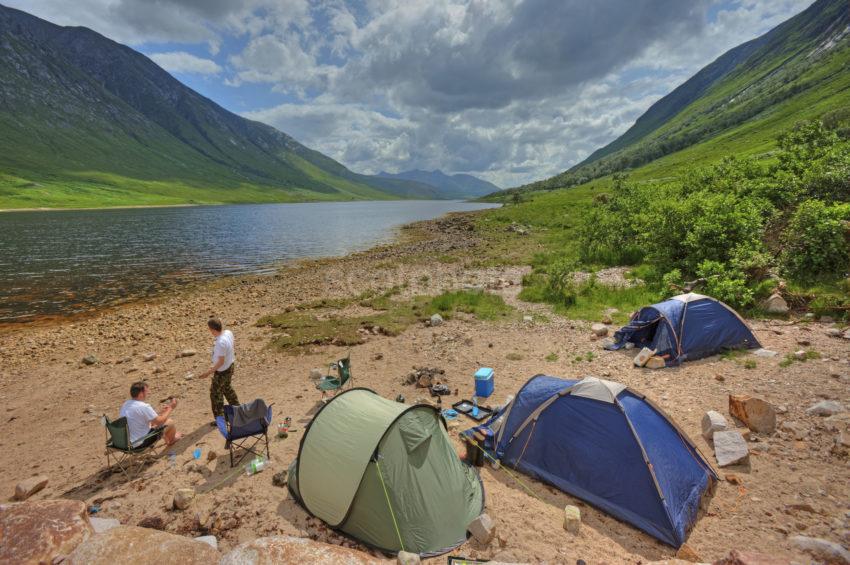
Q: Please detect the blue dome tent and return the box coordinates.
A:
[473,376,717,547]
[610,293,760,366]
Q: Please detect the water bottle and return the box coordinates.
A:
[245,457,268,476]
[472,396,479,418]
[168,452,176,468]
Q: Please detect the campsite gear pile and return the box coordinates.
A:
[609,293,760,366]
[288,388,484,556]
[466,375,717,547]
[404,366,446,388]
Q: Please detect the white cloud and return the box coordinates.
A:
[148,51,222,75]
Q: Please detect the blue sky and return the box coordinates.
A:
[10,0,814,187]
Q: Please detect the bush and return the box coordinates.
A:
[696,260,754,308]
[781,200,850,281]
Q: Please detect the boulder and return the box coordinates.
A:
[563,505,581,534]
[398,550,421,564]
[712,549,791,564]
[173,488,195,510]
[0,499,93,564]
[67,526,219,564]
[728,395,776,434]
[220,536,378,564]
[702,411,728,440]
[790,535,850,565]
[713,431,749,467]
[762,293,788,315]
[89,517,121,534]
[468,513,496,545]
[645,356,666,370]
[429,313,444,327]
[14,474,49,500]
[806,400,844,417]
[590,323,608,337]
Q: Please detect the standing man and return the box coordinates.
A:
[198,318,240,422]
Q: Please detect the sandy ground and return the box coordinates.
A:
[0,213,848,564]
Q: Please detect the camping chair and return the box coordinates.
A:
[216,401,272,468]
[102,415,161,479]
[316,354,352,400]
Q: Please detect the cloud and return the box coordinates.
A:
[148,51,222,75]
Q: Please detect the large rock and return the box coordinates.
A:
[220,536,379,564]
[729,395,776,433]
[762,293,788,315]
[14,475,49,500]
[468,513,496,545]
[702,411,728,440]
[713,431,749,467]
[89,517,121,534]
[712,549,791,564]
[0,499,93,564]
[806,400,844,417]
[790,535,850,564]
[67,526,219,564]
[590,323,608,337]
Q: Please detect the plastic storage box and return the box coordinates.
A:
[474,367,494,398]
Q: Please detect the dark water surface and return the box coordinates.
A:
[0,200,499,322]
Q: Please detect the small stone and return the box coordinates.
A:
[633,347,655,367]
[724,473,742,485]
[806,400,844,417]
[702,411,728,440]
[762,293,788,315]
[729,395,776,433]
[601,337,616,350]
[713,549,792,564]
[790,535,850,564]
[89,517,120,534]
[397,550,421,565]
[206,451,217,463]
[195,535,218,550]
[14,475,48,501]
[309,368,323,380]
[173,488,195,510]
[819,315,835,323]
[142,353,157,362]
[793,350,807,360]
[523,315,533,323]
[152,367,163,374]
[590,323,608,337]
[752,348,778,358]
[125,366,139,374]
[645,356,666,370]
[184,373,194,381]
[430,313,444,327]
[600,313,613,325]
[826,328,842,338]
[272,470,288,488]
[467,513,496,545]
[715,374,725,382]
[179,349,196,358]
[81,355,98,365]
[796,339,811,346]
[563,505,581,534]
[137,515,166,530]
[675,543,701,562]
[713,430,749,467]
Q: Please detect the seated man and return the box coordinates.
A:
[119,381,182,448]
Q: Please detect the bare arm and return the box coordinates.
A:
[150,399,177,427]
[199,356,225,379]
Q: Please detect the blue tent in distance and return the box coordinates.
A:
[480,375,717,547]
[610,293,760,366]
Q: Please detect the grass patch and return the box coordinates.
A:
[506,352,524,361]
[545,352,559,362]
[743,359,757,370]
[779,349,822,367]
[259,289,514,351]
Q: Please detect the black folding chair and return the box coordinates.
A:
[215,401,273,467]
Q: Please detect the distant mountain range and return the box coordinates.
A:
[518,0,850,192]
[0,4,444,208]
[377,169,500,199]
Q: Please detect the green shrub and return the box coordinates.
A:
[781,200,850,281]
[696,260,754,308]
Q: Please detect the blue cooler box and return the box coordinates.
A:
[474,367,494,398]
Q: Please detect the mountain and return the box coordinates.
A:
[0,4,438,208]
[519,0,850,192]
[377,169,501,199]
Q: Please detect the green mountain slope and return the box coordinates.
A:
[377,169,501,199]
[0,4,436,209]
[519,0,850,192]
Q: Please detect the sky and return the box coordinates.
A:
[8,0,814,188]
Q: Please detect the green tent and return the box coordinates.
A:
[288,388,485,556]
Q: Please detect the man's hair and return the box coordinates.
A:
[208,318,223,332]
[130,381,148,398]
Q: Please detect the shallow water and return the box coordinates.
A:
[0,200,499,322]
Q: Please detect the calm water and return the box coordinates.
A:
[0,200,499,322]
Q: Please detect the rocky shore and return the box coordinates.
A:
[0,211,848,564]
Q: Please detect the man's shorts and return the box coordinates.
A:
[136,425,166,449]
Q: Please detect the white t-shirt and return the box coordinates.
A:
[212,329,235,371]
[119,399,158,447]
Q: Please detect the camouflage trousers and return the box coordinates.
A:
[210,364,239,417]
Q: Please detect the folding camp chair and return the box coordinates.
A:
[215,401,272,467]
[102,415,161,479]
[316,354,352,400]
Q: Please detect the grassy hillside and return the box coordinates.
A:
[0,5,434,209]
